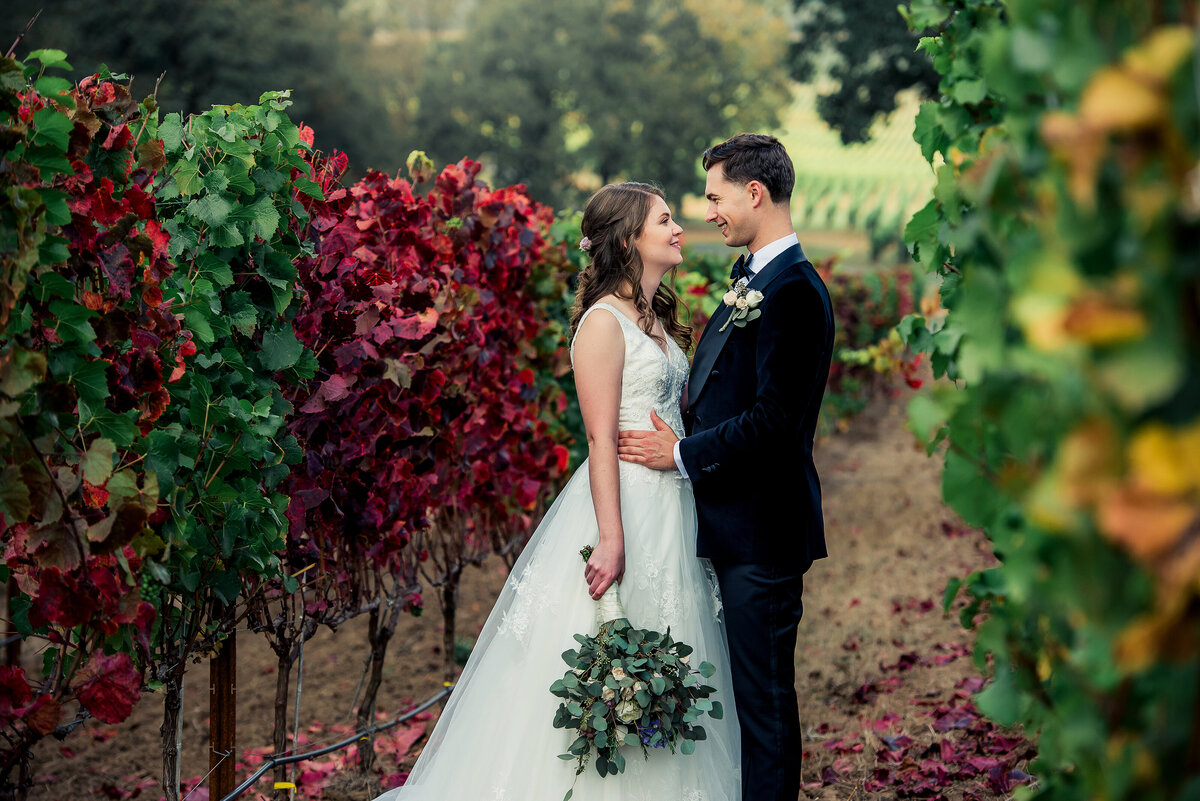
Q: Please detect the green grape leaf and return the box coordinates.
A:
[259,327,303,371]
[186,193,234,228]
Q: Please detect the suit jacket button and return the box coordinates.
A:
[711,370,720,378]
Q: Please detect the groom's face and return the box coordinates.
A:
[703,164,755,249]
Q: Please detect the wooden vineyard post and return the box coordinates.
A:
[5,576,19,667]
[209,623,237,799]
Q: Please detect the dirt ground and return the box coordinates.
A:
[23,387,1032,801]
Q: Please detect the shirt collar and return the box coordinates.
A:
[746,232,799,275]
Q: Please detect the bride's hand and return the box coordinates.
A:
[584,539,625,600]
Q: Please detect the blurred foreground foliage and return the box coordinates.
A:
[899,1,1200,798]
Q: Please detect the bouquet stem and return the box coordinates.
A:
[552,543,723,794]
[581,544,628,627]
[594,582,627,628]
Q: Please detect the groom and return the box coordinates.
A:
[618,133,833,801]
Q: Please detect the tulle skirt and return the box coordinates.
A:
[373,459,741,801]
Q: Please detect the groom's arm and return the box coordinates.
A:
[677,276,831,481]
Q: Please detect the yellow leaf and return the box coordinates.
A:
[1010,251,1091,350]
[1058,418,1121,505]
[1080,67,1166,132]
[1124,26,1196,83]
[1026,471,1078,533]
[1098,486,1196,561]
[405,150,434,183]
[1115,562,1200,671]
[1012,293,1070,351]
[1128,423,1194,495]
[1040,110,1088,148]
[1178,420,1200,492]
[1062,293,1148,346]
[1039,111,1105,206]
[1115,614,1170,672]
[1027,419,1120,531]
[1036,651,1053,682]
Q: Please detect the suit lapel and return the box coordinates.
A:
[686,243,808,409]
[687,302,734,408]
[747,242,806,292]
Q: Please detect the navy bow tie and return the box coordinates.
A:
[729,254,751,282]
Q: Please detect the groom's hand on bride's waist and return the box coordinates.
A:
[618,410,678,471]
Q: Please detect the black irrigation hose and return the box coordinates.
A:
[217,684,453,801]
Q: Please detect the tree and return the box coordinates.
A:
[412,0,793,207]
[2,0,407,172]
[788,0,939,143]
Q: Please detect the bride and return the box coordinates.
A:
[374,182,740,801]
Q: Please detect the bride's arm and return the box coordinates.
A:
[572,309,625,600]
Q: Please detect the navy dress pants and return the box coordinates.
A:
[714,562,806,801]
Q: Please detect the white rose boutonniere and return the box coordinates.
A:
[719,278,764,332]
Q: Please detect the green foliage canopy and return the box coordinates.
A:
[414,0,794,207]
[899,0,1200,798]
[789,0,939,144]
[3,0,401,171]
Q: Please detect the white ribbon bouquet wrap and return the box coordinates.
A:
[547,544,724,800]
[593,570,627,627]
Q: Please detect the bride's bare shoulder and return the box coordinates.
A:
[572,305,625,372]
[591,293,626,310]
[576,303,622,337]
[590,295,641,321]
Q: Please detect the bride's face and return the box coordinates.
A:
[635,196,684,278]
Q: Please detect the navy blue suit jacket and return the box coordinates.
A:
[679,243,834,567]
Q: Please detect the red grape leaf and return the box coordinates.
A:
[0,666,33,726]
[392,307,439,339]
[136,138,166,172]
[31,567,93,628]
[24,695,62,735]
[72,652,141,724]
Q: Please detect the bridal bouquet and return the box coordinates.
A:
[549,546,722,798]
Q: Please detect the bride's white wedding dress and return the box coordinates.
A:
[374,303,740,801]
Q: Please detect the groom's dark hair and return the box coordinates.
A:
[702,134,794,204]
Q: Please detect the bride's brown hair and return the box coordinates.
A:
[568,182,692,352]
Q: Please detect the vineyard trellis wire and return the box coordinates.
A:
[215,686,453,801]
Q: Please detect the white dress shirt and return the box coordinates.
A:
[672,233,801,479]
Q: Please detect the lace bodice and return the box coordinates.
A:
[570,302,689,437]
